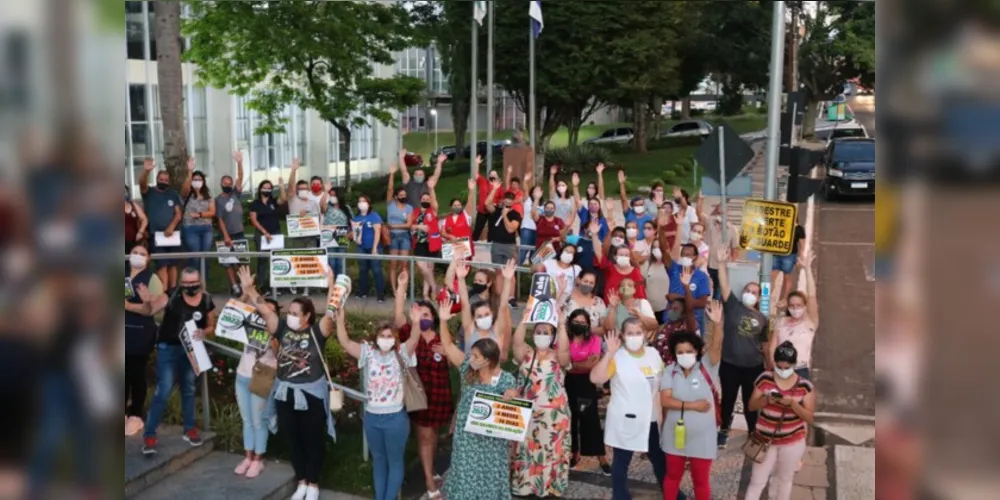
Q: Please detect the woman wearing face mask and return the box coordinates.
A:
[409,192,442,300]
[353,195,386,302]
[624,221,650,266]
[564,309,611,472]
[323,186,354,279]
[605,278,658,333]
[238,269,339,500]
[575,198,609,274]
[671,186,699,244]
[548,165,576,223]
[179,163,217,280]
[536,243,581,305]
[535,199,576,254]
[437,314,517,500]
[590,320,678,500]
[519,183,543,264]
[442,179,477,261]
[650,292,700,365]
[659,301,725,500]
[689,222,711,274]
[769,250,818,380]
[510,305,573,497]
[661,217,712,335]
[744,342,816,500]
[715,246,770,449]
[592,220,647,303]
[385,165,414,287]
[642,239,671,324]
[393,273,452,499]
[562,270,608,334]
[125,186,148,253]
[123,244,163,436]
[457,260,515,362]
[250,179,287,298]
[335,307,419,500]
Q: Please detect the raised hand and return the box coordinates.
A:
[680,267,693,286]
[606,289,620,308]
[237,266,255,290]
[571,172,580,187]
[595,163,605,175]
[437,153,448,164]
[397,270,409,289]
[520,306,533,324]
[550,165,558,176]
[389,163,398,174]
[187,156,196,172]
[232,151,243,164]
[798,248,814,269]
[291,158,301,171]
[617,170,626,183]
[475,155,483,167]
[523,172,533,184]
[467,178,476,192]
[705,299,723,324]
[438,298,455,322]
[455,262,470,279]
[501,259,517,279]
[409,303,423,325]
[143,157,156,172]
[716,245,730,263]
[605,331,621,354]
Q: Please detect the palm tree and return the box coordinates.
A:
[154,1,189,187]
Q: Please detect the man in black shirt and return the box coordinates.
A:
[486,190,521,306]
[133,267,217,455]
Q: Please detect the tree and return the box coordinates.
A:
[183,0,427,190]
[154,0,189,187]
[701,0,774,113]
[566,99,604,146]
[798,1,875,136]
[434,0,474,153]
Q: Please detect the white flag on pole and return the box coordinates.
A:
[529,1,544,38]
[474,1,488,26]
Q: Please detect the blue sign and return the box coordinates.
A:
[760,282,772,317]
[701,174,753,197]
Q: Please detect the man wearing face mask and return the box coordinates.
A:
[134,268,217,455]
[701,203,741,300]
[215,152,246,296]
[714,246,769,449]
[485,189,522,304]
[399,149,445,210]
[138,158,184,289]
[284,160,323,294]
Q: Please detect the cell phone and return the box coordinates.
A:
[768,390,781,399]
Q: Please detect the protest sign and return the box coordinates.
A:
[327,275,352,314]
[442,238,473,261]
[215,299,261,344]
[125,277,135,300]
[527,298,558,327]
[180,320,212,375]
[320,225,352,249]
[525,273,557,312]
[286,215,321,238]
[154,231,181,247]
[216,239,250,265]
[463,391,534,442]
[270,249,329,289]
[530,241,555,265]
[260,235,285,250]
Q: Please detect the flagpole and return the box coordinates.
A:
[486,0,495,173]
[470,11,479,179]
[528,10,537,169]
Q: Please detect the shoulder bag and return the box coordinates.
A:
[516,351,539,397]
[249,360,277,398]
[699,363,723,429]
[742,410,786,464]
[393,348,428,412]
[308,325,344,412]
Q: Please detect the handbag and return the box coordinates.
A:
[308,325,344,413]
[742,410,786,464]
[249,361,277,398]
[393,350,428,412]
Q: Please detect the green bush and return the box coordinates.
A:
[545,144,613,171]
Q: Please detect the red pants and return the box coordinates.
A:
[664,454,712,500]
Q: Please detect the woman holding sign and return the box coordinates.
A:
[509,304,573,497]
[436,303,518,500]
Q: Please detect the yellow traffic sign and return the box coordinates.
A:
[740,199,799,256]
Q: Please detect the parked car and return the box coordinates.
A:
[822,138,875,200]
[432,146,459,161]
[461,140,509,159]
[403,151,424,167]
[658,120,713,140]
[582,127,635,146]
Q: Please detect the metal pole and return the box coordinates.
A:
[486,1,495,171]
[470,16,479,177]
[719,129,728,244]
[759,0,787,318]
[409,259,416,302]
[142,1,156,164]
[528,19,536,159]
[126,56,136,195]
[199,256,211,431]
[184,4,196,163]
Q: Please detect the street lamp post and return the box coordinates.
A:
[430,109,438,154]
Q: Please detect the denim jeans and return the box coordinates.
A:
[182,224,214,280]
[610,423,686,500]
[28,372,97,494]
[328,247,347,278]
[235,375,269,455]
[357,247,385,299]
[364,411,410,500]
[145,343,198,437]
[518,228,537,264]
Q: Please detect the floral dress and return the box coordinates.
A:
[442,361,517,500]
[511,351,571,497]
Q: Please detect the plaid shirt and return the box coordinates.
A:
[399,325,454,427]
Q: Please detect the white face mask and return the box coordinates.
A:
[475,316,494,331]
[651,248,663,260]
[676,353,698,370]
[690,232,704,242]
[533,334,553,350]
[611,237,625,247]
[789,307,806,319]
[678,257,694,268]
[358,202,370,213]
[286,315,303,331]
[742,292,759,308]
[557,185,567,195]
[775,368,795,380]
[297,190,309,199]
[129,254,148,269]
[626,228,638,239]
[560,252,575,264]
[330,196,338,205]
[634,205,646,214]
[191,180,204,190]
[376,337,396,352]
[615,256,631,268]
[470,359,487,371]
[624,335,645,352]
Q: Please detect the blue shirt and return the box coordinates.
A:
[624,210,654,240]
[386,202,413,234]
[577,209,609,271]
[667,262,711,334]
[142,188,184,232]
[354,212,383,250]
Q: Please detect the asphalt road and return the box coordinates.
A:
[811,96,876,416]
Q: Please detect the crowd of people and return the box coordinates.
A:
[124,152,821,500]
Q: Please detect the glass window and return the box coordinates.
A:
[129,84,148,122]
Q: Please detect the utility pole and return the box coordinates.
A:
[789,2,801,92]
[760,1,787,317]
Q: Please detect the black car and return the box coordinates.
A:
[822,138,875,200]
[460,140,509,159]
[432,146,459,161]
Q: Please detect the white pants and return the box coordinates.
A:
[744,439,807,500]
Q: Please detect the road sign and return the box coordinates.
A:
[827,104,847,121]
[739,199,799,256]
[694,122,755,187]
[701,174,753,197]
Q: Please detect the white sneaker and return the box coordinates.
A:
[290,483,308,500]
[304,486,320,500]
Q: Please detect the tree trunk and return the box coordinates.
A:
[154,1,188,189]
[802,99,821,138]
[567,114,582,147]
[632,101,648,154]
[533,135,552,182]
[452,98,469,153]
[681,98,692,120]
[334,122,353,193]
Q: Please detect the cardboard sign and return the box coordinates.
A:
[260,234,285,250]
[327,275,352,314]
[217,239,250,265]
[463,391,534,442]
[180,320,212,375]
[286,215,321,238]
[320,225,352,249]
[270,249,329,289]
[125,277,135,300]
[530,241,556,265]
[527,298,558,327]
[524,273,558,313]
[441,238,472,261]
[215,299,270,345]
[154,231,182,247]
[739,199,799,256]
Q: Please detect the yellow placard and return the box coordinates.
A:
[739,199,798,256]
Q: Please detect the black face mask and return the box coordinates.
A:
[181,285,201,297]
[222,186,233,194]
[569,323,590,337]
[674,197,683,205]
[469,283,488,296]
[260,189,272,196]
[157,182,170,191]
[398,197,407,203]
[421,201,432,209]
[452,206,463,214]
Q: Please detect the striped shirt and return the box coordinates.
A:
[754,372,814,445]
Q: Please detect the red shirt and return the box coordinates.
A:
[595,255,647,300]
[409,208,442,252]
[476,175,505,214]
[442,212,474,257]
[534,216,566,250]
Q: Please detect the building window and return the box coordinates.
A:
[125,83,209,172]
[236,98,307,171]
[329,118,377,162]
